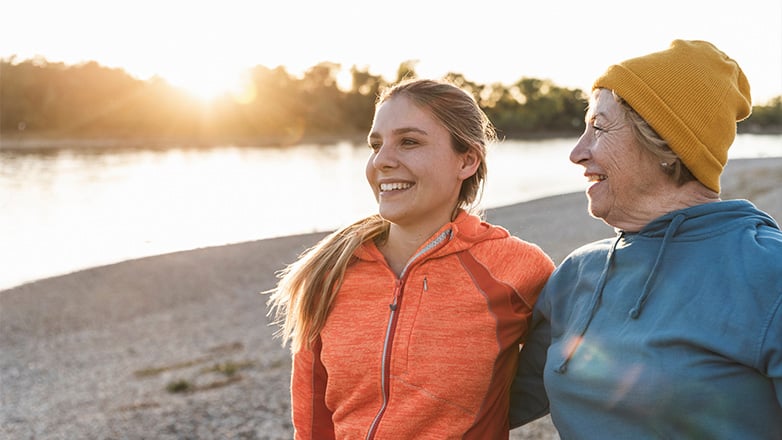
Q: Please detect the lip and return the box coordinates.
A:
[584,171,608,182]
[584,171,607,184]
[582,171,607,198]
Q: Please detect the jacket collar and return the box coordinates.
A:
[354,209,509,264]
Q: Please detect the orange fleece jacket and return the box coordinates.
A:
[291,211,555,439]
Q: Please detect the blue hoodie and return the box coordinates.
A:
[510,200,782,439]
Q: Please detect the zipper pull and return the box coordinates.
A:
[389,280,402,311]
[423,276,428,291]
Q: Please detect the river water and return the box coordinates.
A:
[1,134,779,290]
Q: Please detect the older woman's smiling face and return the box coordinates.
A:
[569,89,671,230]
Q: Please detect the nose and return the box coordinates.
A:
[569,131,591,165]
[371,143,398,169]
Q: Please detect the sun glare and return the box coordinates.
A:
[336,68,353,92]
[165,66,256,104]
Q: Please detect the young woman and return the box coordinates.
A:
[267,78,554,439]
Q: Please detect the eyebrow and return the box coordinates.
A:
[585,110,606,123]
[368,126,429,140]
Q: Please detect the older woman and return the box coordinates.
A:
[510,40,782,439]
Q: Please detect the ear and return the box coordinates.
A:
[457,149,481,181]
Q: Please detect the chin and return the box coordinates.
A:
[586,201,606,222]
[377,206,403,224]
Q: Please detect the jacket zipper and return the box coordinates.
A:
[365,279,403,439]
[365,228,452,439]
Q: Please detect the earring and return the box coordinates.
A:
[660,162,669,167]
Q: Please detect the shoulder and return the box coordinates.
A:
[562,237,616,262]
[544,237,616,280]
[453,213,555,276]
[712,205,782,272]
[755,223,782,254]
[473,233,553,266]
[741,225,782,289]
[464,234,555,294]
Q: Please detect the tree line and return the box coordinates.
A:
[1,57,779,147]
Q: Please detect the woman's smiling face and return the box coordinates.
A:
[570,89,670,229]
[366,94,477,234]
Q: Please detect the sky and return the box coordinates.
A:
[1,0,781,104]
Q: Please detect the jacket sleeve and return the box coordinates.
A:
[509,305,551,428]
[291,336,335,440]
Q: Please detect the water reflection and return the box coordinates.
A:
[1,135,779,290]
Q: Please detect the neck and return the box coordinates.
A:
[609,181,721,232]
[380,221,449,277]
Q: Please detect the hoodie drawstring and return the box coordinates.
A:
[555,213,687,374]
[555,232,623,374]
[628,213,685,319]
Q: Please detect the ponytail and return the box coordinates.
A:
[266,215,389,351]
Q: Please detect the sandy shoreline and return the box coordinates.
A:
[1,157,780,439]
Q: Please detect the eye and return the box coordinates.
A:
[592,123,606,137]
[367,141,381,151]
[400,137,419,147]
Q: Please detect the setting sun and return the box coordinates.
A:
[1,0,779,104]
[169,70,236,101]
[160,63,256,103]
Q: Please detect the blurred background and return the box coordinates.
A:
[2,0,781,290]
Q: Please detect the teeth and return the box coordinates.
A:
[588,175,607,183]
[380,182,412,191]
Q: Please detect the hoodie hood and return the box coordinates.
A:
[637,199,779,238]
[354,209,510,268]
[626,199,779,319]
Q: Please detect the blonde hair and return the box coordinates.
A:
[266,78,496,351]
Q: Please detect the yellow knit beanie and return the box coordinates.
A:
[593,39,752,192]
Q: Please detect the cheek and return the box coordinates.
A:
[365,158,380,197]
[365,152,378,177]
[600,138,637,173]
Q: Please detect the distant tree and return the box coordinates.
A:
[395,60,419,83]
[442,73,482,100]
[299,62,349,135]
[739,96,782,133]
[492,77,586,136]
[348,66,384,97]
[0,56,776,146]
[222,65,304,141]
[343,66,384,134]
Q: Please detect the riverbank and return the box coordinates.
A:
[2,127,779,151]
[0,133,369,151]
[1,157,780,439]
[0,132,586,151]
